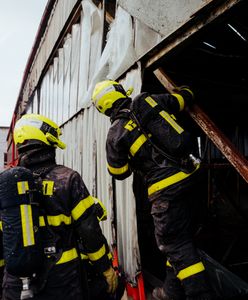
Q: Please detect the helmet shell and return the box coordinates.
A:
[92,80,127,114]
[13,114,66,150]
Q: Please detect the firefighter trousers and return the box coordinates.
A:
[151,179,212,298]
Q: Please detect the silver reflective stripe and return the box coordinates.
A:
[17,181,29,194]
[15,118,43,130]
[95,85,116,102]
[20,204,35,247]
[159,111,184,134]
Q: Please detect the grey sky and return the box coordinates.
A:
[0,0,48,127]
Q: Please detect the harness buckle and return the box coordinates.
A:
[44,245,56,255]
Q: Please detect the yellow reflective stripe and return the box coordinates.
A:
[80,253,89,260]
[130,134,148,156]
[72,196,95,221]
[144,95,184,134]
[107,163,129,175]
[183,88,194,97]
[124,120,137,131]
[159,111,184,134]
[177,262,205,281]
[87,244,106,261]
[171,93,185,111]
[81,250,112,261]
[56,248,78,265]
[47,214,71,226]
[39,214,72,227]
[17,181,29,194]
[0,259,4,267]
[0,221,2,231]
[42,181,54,195]
[148,165,200,196]
[20,205,35,247]
[166,260,172,267]
[39,216,45,227]
[145,96,158,107]
[108,252,113,260]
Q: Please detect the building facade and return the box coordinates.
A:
[6,0,248,299]
[0,127,8,172]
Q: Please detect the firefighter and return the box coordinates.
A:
[1,113,118,300]
[91,80,214,300]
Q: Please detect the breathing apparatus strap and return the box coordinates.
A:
[128,110,185,166]
[31,165,63,294]
[33,165,62,257]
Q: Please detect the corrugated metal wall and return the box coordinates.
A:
[26,0,148,283]
[23,0,78,104]
[26,0,227,285]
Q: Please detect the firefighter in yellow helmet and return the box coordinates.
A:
[1,113,117,300]
[13,113,66,151]
[92,80,214,300]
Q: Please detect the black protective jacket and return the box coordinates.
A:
[1,147,111,300]
[106,92,200,201]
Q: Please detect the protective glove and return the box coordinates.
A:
[174,85,195,107]
[103,266,118,294]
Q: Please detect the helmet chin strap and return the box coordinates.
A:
[126,87,134,97]
[46,133,66,149]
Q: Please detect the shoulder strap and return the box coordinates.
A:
[33,165,59,245]
[110,108,131,123]
[31,165,63,294]
[129,110,184,166]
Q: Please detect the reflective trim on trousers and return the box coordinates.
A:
[148,165,200,196]
[177,261,205,281]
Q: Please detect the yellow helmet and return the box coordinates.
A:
[92,80,131,115]
[13,114,66,150]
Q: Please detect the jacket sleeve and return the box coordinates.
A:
[70,172,111,273]
[152,93,185,113]
[154,87,194,113]
[106,124,132,180]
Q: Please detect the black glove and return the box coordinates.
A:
[174,85,195,107]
